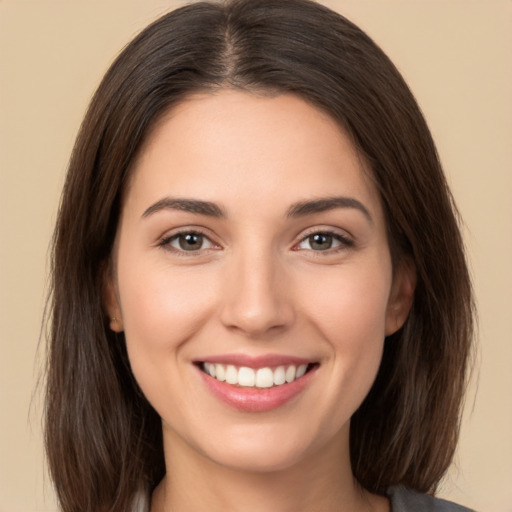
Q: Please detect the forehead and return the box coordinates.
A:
[125,90,383,222]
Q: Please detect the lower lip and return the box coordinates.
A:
[198,366,317,413]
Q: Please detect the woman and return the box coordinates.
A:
[45,0,475,511]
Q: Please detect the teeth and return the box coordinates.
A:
[215,364,226,382]
[225,365,238,384]
[256,368,274,388]
[273,366,286,385]
[202,362,311,388]
[238,367,255,387]
[296,364,308,378]
[205,362,216,377]
[285,365,296,383]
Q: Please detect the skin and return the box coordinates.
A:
[105,90,415,512]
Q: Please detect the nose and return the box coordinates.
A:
[218,248,295,338]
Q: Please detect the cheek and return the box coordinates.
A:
[296,260,392,399]
[116,256,223,428]
[116,256,219,372]
[299,261,392,342]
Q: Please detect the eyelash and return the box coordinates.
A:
[157,228,354,255]
[294,229,354,254]
[158,229,218,255]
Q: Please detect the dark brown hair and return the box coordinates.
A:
[45,1,474,510]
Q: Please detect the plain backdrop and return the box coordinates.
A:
[0,1,511,511]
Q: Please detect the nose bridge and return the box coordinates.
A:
[219,241,293,336]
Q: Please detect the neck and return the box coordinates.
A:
[151,426,388,512]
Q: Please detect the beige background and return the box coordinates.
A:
[1,1,511,511]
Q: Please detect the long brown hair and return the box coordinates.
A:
[45,1,474,510]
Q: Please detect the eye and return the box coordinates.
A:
[160,231,217,252]
[296,231,352,252]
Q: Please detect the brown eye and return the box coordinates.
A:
[178,233,203,250]
[164,231,215,252]
[296,231,353,252]
[308,233,334,251]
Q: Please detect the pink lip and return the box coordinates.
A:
[195,353,312,369]
[196,362,318,413]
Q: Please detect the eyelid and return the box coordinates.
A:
[293,227,355,252]
[157,227,222,254]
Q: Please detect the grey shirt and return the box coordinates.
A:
[389,486,476,512]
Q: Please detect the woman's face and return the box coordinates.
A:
[106,90,414,473]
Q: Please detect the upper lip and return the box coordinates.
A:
[195,353,317,369]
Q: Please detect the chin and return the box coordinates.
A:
[205,440,311,474]
[185,418,344,475]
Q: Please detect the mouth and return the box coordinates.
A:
[194,354,320,412]
[197,361,319,389]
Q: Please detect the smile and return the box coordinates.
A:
[196,357,319,412]
[201,362,313,388]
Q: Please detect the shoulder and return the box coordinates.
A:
[388,486,477,512]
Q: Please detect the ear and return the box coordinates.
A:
[102,263,124,333]
[385,258,416,336]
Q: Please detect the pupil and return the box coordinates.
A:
[310,233,332,250]
[179,233,202,250]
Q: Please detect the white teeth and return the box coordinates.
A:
[205,363,216,377]
[256,368,274,388]
[273,366,286,385]
[296,364,308,378]
[225,365,238,384]
[215,363,226,382]
[285,365,296,383]
[238,367,255,387]
[202,362,312,388]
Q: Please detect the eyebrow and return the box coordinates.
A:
[142,195,372,223]
[142,198,226,218]
[287,197,373,223]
